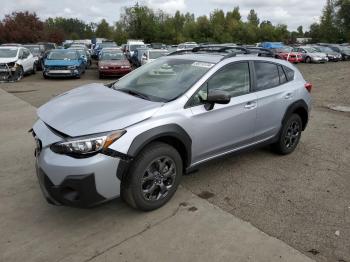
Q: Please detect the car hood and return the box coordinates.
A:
[0,58,17,64]
[99,60,129,66]
[37,83,163,137]
[44,59,79,66]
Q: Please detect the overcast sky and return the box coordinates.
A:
[1,0,325,31]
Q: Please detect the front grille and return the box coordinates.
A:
[48,66,68,70]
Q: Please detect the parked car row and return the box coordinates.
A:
[258,42,350,63]
[1,41,349,82]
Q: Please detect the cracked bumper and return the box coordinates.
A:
[33,119,125,207]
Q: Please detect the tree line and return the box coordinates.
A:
[0,1,349,45]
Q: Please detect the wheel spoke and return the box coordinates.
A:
[156,159,165,171]
[159,182,168,195]
[163,165,175,178]
[143,183,157,195]
[142,170,156,183]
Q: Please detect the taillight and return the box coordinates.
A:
[305,82,312,93]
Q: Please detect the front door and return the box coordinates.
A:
[185,61,258,164]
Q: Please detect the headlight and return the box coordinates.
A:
[99,66,108,69]
[67,65,77,69]
[50,130,126,157]
[121,65,130,69]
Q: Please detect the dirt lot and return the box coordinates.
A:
[1,61,350,262]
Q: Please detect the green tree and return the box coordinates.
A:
[335,0,350,41]
[247,9,260,27]
[95,19,112,39]
[319,0,339,42]
[297,25,304,36]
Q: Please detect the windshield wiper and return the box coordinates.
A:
[118,89,152,101]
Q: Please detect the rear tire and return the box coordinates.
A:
[121,142,183,211]
[272,114,302,155]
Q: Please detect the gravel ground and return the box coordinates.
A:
[1,61,350,262]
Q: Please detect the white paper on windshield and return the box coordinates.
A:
[191,62,214,68]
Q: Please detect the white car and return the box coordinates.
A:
[176,42,198,51]
[125,40,146,57]
[0,46,36,81]
[141,49,169,65]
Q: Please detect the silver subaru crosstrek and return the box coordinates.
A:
[32,47,312,211]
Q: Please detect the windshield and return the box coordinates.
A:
[99,43,117,49]
[303,47,317,53]
[101,52,125,60]
[149,51,168,59]
[339,46,350,52]
[76,50,85,56]
[47,51,78,60]
[113,58,213,102]
[0,48,18,58]
[314,46,332,52]
[24,46,40,55]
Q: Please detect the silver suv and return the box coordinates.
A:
[32,48,312,211]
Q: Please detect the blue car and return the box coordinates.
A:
[43,49,85,79]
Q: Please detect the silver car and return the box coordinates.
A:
[32,50,312,211]
[293,46,328,63]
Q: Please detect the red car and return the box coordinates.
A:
[272,46,303,64]
[98,48,132,78]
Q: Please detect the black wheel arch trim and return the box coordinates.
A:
[117,124,192,181]
[282,99,309,131]
[127,124,192,167]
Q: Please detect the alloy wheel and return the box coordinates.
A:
[141,156,176,202]
[284,121,300,149]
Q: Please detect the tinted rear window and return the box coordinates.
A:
[278,65,287,84]
[283,66,295,81]
[254,62,280,91]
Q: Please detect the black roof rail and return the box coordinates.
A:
[244,47,274,57]
[167,45,249,56]
[167,49,193,56]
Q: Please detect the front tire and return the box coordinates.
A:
[272,114,302,155]
[121,142,183,211]
[305,57,312,63]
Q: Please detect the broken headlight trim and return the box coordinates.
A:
[50,130,126,157]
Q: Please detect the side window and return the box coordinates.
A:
[23,49,30,58]
[278,65,287,85]
[208,62,250,96]
[254,62,280,91]
[18,49,23,59]
[283,66,295,81]
[188,62,250,107]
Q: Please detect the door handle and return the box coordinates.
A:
[284,93,293,99]
[244,101,257,109]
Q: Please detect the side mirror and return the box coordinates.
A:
[204,89,231,110]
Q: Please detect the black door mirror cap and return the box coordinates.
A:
[204,89,231,111]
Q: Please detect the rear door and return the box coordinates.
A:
[253,61,297,140]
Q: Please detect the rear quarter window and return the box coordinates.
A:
[283,66,295,81]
